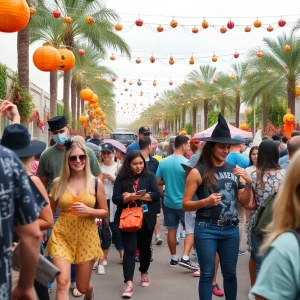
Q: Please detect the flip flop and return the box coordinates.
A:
[70,284,82,297]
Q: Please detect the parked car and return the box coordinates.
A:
[111,131,137,147]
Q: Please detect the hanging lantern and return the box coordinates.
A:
[157,25,164,32]
[150,55,155,63]
[86,16,95,24]
[256,51,264,58]
[0,0,30,33]
[80,88,94,101]
[244,26,251,32]
[196,78,201,84]
[227,20,234,29]
[202,19,209,29]
[278,18,286,27]
[192,26,199,33]
[129,81,133,85]
[130,93,132,97]
[95,76,100,80]
[112,77,116,82]
[220,26,227,34]
[254,19,262,28]
[213,78,218,83]
[125,88,128,92]
[183,81,187,86]
[136,57,141,64]
[180,93,184,97]
[189,55,195,65]
[137,79,142,86]
[234,52,239,58]
[115,23,122,31]
[140,91,143,96]
[64,16,72,23]
[123,78,127,82]
[58,47,75,71]
[212,54,218,62]
[110,55,115,60]
[33,43,61,72]
[135,18,143,26]
[284,45,291,52]
[169,81,173,86]
[169,56,175,65]
[78,49,85,56]
[52,9,61,18]
[267,25,274,32]
[245,107,253,114]
[153,80,157,86]
[230,74,236,80]
[170,19,178,28]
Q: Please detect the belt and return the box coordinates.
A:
[196,218,233,226]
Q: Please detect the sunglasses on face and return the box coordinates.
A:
[69,154,87,163]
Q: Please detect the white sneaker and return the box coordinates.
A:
[93,260,98,270]
[97,264,105,275]
[103,258,108,266]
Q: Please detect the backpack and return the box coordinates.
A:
[252,193,276,237]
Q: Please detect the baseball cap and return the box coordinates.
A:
[100,143,114,152]
[233,135,244,143]
[139,126,151,134]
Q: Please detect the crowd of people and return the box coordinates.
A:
[1,99,300,300]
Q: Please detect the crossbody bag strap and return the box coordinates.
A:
[94,177,98,208]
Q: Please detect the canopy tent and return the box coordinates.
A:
[195,123,253,139]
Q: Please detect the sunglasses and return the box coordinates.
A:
[69,154,87,163]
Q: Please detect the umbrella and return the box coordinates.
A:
[101,139,127,154]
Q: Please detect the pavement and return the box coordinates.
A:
[49,227,251,300]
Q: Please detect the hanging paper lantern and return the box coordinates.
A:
[189,55,195,65]
[213,78,218,83]
[123,78,127,82]
[256,51,264,58]
[245,26,251,32]
[137,79,142,86]
[135,18,143,26]
[0,0,30,33]
[78,49,85,56]
[267,25,274,32]
[170,19,178,28]
[136,57,141,64]
[202,19,209,29]
[196,79,201,83]
[153,80,157,86]
[230,74,236,80]
[192,27,199,33]
[58,47,75,71]
[212,54,218,62]
[80,88,94,101]
[64,16,72,23]
[110,55,115,60]
[115,23,122,31]
[278,18,286,27]
[284,45,291,52]
[150,55,155,63]
[86,16,95,24]
[169,56,175,65]
[112,77,116,82]
[227,20,234,29]
[33,43,61,72]
[220,26,227,34]
[52,9,61,18]
[169,81,173,86]
[157,25,164,32]
[156,93,159,96]
[234,52,239,58]
[254,19,262,28]
[180,93,184,97]
[125,88,128,92]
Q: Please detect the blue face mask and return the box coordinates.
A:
[53,133,67,145]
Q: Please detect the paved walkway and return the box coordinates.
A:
[50,227,251,300]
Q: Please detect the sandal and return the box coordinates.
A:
[70,283,82,297]
[84,293,94,300]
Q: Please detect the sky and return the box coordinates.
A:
[0,0,300,126]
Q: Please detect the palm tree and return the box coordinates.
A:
[230,62,248,126]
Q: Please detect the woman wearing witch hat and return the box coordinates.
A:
[183,113,255,300]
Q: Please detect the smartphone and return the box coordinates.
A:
[136,189,147,195]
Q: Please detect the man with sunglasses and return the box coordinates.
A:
[126,126,151,154]
[37,115,101,297]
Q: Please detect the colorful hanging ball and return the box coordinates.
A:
[52,9,61,18]
[78,49,85,56]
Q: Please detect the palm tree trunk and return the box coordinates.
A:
[235,94,241,127]
[63,71,71,122]
[262,95,268,133]
[77,82,81,119]
[287,79,296,114]
[71,78,76,128]
[50,71,58,117]
[17,24,30,92]
[181,108,186,128]
[204,99,208,129]
[192,104,197,133]
[220,97,225,116]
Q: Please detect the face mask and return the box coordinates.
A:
[53,133,67,145]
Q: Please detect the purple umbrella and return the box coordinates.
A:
[102,139,127,154]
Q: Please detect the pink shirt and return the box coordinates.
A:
[30,160,39,176]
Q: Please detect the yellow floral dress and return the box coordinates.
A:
[45,187,103,263]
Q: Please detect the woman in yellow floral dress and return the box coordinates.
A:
[45,139,108,300]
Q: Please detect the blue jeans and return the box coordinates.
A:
[194,221,239,300]
[250,231,263,277]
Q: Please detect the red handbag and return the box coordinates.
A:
[119,201,143,232]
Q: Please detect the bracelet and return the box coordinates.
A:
[245,183,252,189]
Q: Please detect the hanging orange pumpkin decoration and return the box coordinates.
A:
[212,54,218,62]
[136,57,141,64]
[180,129,187,136]
[169,56,175,65]
[95,107,102,115]
[230,74,236,80]
[267,25,274,32]
[80,88,94,101]
[0,0,30,33]
[150,55,155,63]
[189,55,195,65]
[192,26,199,33]
[157,25,164,32]
[170,19,178,28]
[64,16,72,23]
[89,94,98,104]
[244,26,251,32]
[239,121,248,131]
[58,47,75,71]
[153,80,157,86]
[79,115,87,123]
[220,26,227,34]
[254,19,262,28]
[86,16,95,24]
[283,108,295,138]
[256,51,263,58]
[295,86,300,97]
[33,43,61,72]
[196,78,201,84]
[114,23,122,31]
[284,45,291,52]
[110,55,115,60]
[202,19,209,29]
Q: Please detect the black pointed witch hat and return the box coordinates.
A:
[198,113,242,144]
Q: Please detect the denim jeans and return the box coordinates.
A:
[194,221,239,300]
[250,231,263,277]
[109,221,124,252]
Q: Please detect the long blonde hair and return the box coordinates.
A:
[261,149,300,252]
[53,140,94,200]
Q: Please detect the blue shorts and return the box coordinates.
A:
[163,204,185,230]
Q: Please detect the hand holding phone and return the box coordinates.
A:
[136,189,147,196]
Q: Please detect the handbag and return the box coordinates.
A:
[12,244,60,286]
[119,201,143,232]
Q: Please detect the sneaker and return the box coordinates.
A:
[122,285,133,298]
[103,257,108,266]
[155,236,163,245]
[92,260,98,270]
[169,259,179,267]
[141,272,150,287]
[135,255,140,262]
[97,264,105,275]
[238,249,247,256]
[178,258,199,271]
[248,287,255,300]
[212,283,224,297]
[193,268,200,277]
[176,238,180,245]
[180,231,186,239]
